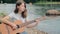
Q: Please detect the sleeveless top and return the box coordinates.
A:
[8,12,26,23]
[8,12,26,33]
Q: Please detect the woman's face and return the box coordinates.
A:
[17,3,25,12]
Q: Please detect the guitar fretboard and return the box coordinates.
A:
[18,20,36,28]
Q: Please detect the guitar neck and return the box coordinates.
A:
[19,17,45,27]
[19,20,36,28]
[18,16,46,28]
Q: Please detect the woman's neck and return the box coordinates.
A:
[18,11,22,14]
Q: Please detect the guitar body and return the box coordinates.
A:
[0,15,45,34]
[0,23,8,34]
[0,20,25,34]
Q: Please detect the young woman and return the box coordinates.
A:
[2,2,40,34]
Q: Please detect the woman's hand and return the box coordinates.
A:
[11,24,17,30]
[35,18,40,23]
[35,16,46,22]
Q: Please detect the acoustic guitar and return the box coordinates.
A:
[0,16,45,34]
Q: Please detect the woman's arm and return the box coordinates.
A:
[26,22,38,28]
[26,16,46,28]
[26,19,40,28]
[1,16,17,29]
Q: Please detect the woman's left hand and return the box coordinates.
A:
[35,16,46,23]
[35,18,40,23]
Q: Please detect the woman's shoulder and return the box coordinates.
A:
[8,12,15,17]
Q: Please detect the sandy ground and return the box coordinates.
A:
[25,28,48,34]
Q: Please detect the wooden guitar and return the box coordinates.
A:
[0,16,45,34]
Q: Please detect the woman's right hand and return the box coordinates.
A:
[11,24,17,30]
[1,16,17,30]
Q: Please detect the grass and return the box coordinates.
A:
[34,1,60,4]
[0,12,7,17]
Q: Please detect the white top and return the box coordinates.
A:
[8,12,26,23]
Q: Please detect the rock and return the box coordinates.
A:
[46,9,60,14]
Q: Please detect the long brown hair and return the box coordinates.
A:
[14,2,27,18]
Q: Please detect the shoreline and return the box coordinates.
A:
[34,2,60,5]
[25,28,48,34]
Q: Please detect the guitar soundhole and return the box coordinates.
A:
[0,22,2,24]
[16,33,20,34]
[17,25,20,28]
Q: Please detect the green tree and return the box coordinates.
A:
[0,0,16,3]
[24,0,40,3]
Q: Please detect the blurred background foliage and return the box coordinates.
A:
[0,0,60,3]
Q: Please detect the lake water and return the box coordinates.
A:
[0,4,60,34]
